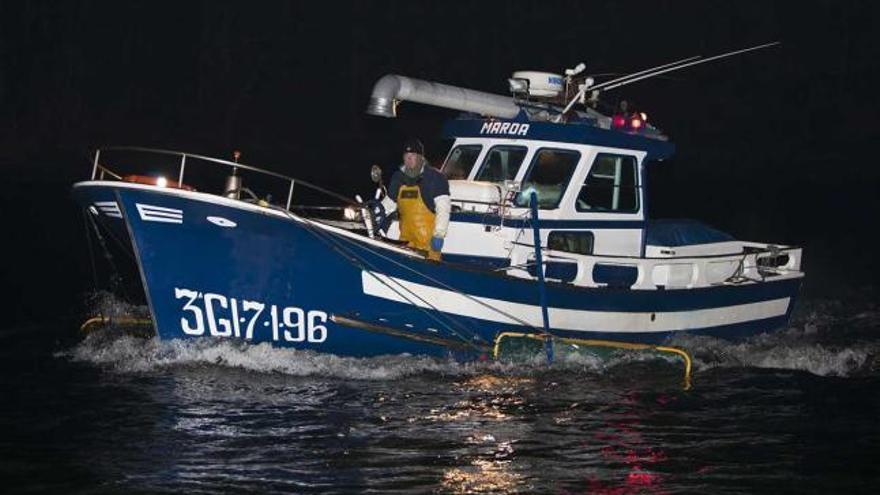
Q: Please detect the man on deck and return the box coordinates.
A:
[377,138,451,261]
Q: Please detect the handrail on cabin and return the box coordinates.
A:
[504,243,802,290]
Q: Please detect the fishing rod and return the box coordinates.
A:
[556,55,700,119]
[586,55,701,94]
[594,41,780,92]
[555,41,780,121]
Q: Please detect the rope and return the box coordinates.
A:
[84,209,133,300]
[306,223,487,352]
[312,224,486,349]
[87,210,137,262]
[287,212,489,353]
[724,251,765,284]
[305,216,542,332]
[83,211,100,290]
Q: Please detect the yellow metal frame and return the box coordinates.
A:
[493,331,692,389]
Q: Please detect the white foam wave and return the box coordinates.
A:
[85,290,151,320]
[668,307,880,377]
[68,295,880,379]
[62,326,634,380]
[690,336,874,376]
[63,331,492,379]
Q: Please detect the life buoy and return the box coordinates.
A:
[122,175,195,191]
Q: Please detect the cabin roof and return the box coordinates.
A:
[442,117,676,161]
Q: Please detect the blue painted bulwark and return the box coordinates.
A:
[593,264,639,288]
[527,262,578,283]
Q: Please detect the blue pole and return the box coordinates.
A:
[639,162,648,258]
[529,191,553,364]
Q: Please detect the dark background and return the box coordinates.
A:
[1,0,878,328]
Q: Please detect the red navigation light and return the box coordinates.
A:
[612,114,626,129]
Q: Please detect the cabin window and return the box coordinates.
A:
[548,231,594,255]
[441,145,482,180]
[514,148,581,209]
[577,154,639,212]
[474,145,527,183]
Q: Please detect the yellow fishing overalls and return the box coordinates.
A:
[397,184,442,261]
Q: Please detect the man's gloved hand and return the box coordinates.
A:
[430,236,444,252]
[365,199,389,232]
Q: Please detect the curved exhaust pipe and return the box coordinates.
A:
[366,74,520,119]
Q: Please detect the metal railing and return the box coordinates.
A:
[90,146,357,210]
[506,242,803,290]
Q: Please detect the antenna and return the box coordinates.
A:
[554,42,780,122]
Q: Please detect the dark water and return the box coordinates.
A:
[2,294,880,494]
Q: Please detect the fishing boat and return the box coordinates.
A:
[73,44,803,365]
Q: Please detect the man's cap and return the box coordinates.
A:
[403,138,425,155]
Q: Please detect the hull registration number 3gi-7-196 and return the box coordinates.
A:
[173,287,328,343]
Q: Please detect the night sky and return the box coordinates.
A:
[1,0,878,326]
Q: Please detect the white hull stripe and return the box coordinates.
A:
[136,203,183,224]
[361,270,791,333]
[94,201,122,218]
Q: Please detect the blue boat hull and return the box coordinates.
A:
[73,183,802,358]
